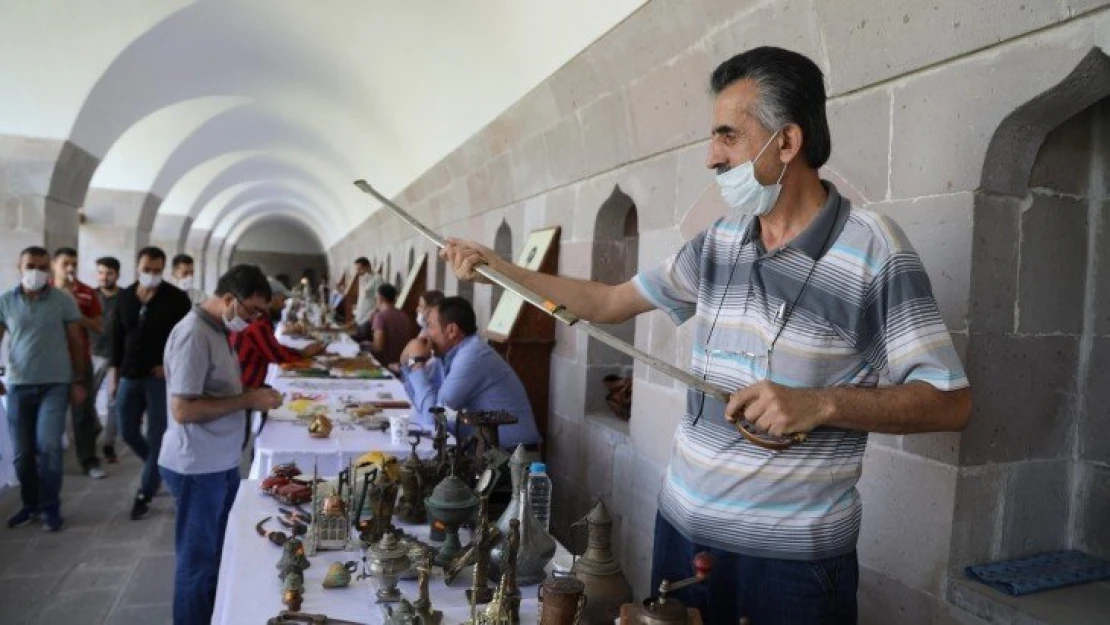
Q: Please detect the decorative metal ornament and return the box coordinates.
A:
[571,500,632,623]
[366,532,411,603]
[620,552,713,625]
[424,472,479,568]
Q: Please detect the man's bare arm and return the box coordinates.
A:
[729,381,972,436]
[441,239,655,324]
[171,387,281,425]
[78,315,102,334]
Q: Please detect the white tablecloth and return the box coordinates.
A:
[250,365,439,479]
[212,479,573,624]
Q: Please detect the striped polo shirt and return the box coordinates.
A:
[633,182,968,560]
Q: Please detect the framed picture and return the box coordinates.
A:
[397,252,427,312]
[486,226,560,339]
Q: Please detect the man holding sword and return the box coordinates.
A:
[439,47,971,623]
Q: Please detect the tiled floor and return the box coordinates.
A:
[0,448,176,625]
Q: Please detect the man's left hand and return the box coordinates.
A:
[152,366,165,379]
[402,337,432,362]
[725,381,830,437]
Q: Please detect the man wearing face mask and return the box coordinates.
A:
[158,264,283,625]
[111,247,192,520]
[51,247,105,479]
[0,246,87,532]
[171,253,205,305]
[440,48,971,623]
[230,277,324,390]
[414,290,444,337]
[398,296,540,449]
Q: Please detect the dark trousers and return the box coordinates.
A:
[651,512,859,625]
[6,384,69,510]
[116,377,167,498]
[160,466,239,625]
[69,359,101,470]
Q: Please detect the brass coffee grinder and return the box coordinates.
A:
[620,553,714,625]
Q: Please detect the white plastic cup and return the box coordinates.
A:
[389,414,410,446]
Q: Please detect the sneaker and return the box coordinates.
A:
[130,494,151,520]
[7,507,39,529]
[87,466,107,480]
[41,506,63,532]
[102,444,118,464]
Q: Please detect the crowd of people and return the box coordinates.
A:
[0,244,542,624]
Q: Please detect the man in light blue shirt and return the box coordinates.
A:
[400,296,540,449]
[0,246,88,532]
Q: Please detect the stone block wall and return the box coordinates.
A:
[326,3,1110,622]
[0,136,97,287]
[79,188,161,284]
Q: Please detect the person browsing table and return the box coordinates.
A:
[230,277,324,389]
[399,296,540,449]
[158,264,283,625]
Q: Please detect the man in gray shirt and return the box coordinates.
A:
[0,246,88,532]
[157,264,281,625]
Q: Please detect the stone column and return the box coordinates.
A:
[149,213,192,258]
[184,227,210,288]
[204,234,224,294]
[80,188,161,285]
[0,136,98,287]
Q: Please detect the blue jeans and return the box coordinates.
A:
[161,466,240,625]
[6,384,70,510]
[116,377,167,498]
[651,512,858,624]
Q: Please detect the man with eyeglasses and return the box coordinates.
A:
[110,246,191,520]
[442,47,971,624]
[158,264,283,625]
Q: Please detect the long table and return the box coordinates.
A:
[212,480,573,624]
[249,363,442,479]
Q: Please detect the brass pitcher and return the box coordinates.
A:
[571,500,632,624]
[539,573,586,625]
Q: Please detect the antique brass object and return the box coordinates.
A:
[267,612,367,625]
[397,434,427,524]
[424,472,479,568]
[366,532,411,603]
[491,460,554,586]
[620,552,713,625]
[308,414,334,438]
[539,573,586,625]
[570,500,632,624]
[465,469,498,605]
[413,549,443,624]
[470,518,522,624]
[322,560,358,589]
[277,537,311,581]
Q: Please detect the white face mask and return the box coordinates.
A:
[224,300,250,333]
[177,276,194,291]
[715,129,786,217]
[138,272,162,289]
[21,269,49,292]
[416,311,427,329]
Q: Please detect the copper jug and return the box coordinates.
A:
[539,573,586,625]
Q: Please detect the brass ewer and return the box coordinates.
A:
[490,447,554,585]
[398,434,427,524]
[571,499,632,624]
[366,532,411,604]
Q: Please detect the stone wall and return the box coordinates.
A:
[79,188,161,285]
[328,4,1110,621]
[230,249,329,286]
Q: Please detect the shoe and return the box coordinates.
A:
[87,466,107,480]
[130,494,151,520]
[102,444,118,464]
[7,507,39,529]
[41,506,63,532]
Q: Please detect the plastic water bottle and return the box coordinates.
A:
[527,462,553,532]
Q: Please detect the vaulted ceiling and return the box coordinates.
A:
[0,0,645,249]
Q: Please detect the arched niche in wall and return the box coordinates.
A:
[950,48,1110,597]
[490,219,513,312]
[586,185,639,419]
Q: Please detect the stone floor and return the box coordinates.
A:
[0,447,176,625]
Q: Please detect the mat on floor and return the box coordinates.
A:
[966,550,1110,596]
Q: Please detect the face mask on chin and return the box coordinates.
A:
[715,129,787,218]
[138,272,162,289]
[223,300,250,333]
[21,269,49,292]
[416,311,427,329]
